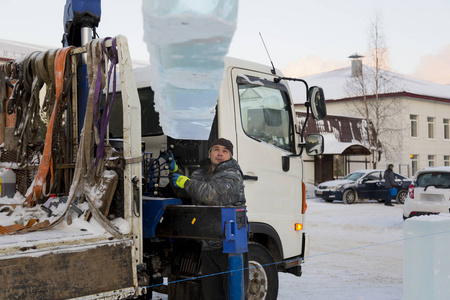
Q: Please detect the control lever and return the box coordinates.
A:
[243,175,258,181]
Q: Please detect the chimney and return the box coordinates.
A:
[348,53,364,77]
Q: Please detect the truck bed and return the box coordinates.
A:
[0,210,137,299]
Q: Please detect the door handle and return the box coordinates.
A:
[243,175,258,181]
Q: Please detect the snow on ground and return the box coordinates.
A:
[277,197,403,300]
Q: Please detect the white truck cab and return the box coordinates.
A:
[110,56,326,298]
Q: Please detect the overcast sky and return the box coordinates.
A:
[1,0,449,84]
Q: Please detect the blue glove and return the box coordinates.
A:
[171,173,190,189]
[160,150,178,172]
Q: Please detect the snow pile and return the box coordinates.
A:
[304,182,317,198]
[403,214,450,299]
[0,193,127,248]
[142,0,239,140]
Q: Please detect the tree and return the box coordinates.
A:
[345,13,405,168]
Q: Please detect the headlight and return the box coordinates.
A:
[328,185,342,190]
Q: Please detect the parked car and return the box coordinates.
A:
[315,169,411,204]
[403,167,450,219]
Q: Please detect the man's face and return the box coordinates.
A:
[209,145,232,167]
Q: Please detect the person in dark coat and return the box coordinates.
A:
[165,138,247,299]
[383,164,396,206]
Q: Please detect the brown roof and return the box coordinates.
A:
[296,110,377,155]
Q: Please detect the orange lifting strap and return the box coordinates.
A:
[23,46,74,207]
[0,219,50,235]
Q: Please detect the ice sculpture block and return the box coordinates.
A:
[142,0,238,140]
[403,214,450,299]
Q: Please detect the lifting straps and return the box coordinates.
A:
[23,46,74,207]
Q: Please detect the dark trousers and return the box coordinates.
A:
[385,188,392,205]
[201,247,249,300]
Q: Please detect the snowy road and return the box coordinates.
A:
[278,198,403,300]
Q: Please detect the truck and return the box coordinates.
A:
[0,2,326,300]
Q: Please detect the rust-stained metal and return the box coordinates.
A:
[0,241,135,300]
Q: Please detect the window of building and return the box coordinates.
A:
[445,155,450,167]
[444,119,450,140]
[428,155,435,167]
[427,117,435,139]
[411,155,418,175]
[410,115,418,138]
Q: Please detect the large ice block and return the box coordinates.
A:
[142,0,238,140]
[403,214,450,300]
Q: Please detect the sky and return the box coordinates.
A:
[1,0,449,84]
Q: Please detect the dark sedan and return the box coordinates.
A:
[315,169,412,204]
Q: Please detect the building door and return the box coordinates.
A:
[315,155,334,184]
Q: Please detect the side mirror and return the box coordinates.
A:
[305,134,324,156]
[308,86,327,120]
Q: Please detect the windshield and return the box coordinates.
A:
[343,172,365,181]
[416,172,450,188]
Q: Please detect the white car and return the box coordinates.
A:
[403,167,450,219]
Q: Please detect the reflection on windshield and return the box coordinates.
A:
[344,172,365,181]
[417,172,450,188]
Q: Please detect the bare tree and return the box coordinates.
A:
[345,13,405,168]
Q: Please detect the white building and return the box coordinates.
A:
[292,61,450,179]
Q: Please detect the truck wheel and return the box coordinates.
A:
[343,190,357,204]
[396,190,407,204]
[247,242,278,300]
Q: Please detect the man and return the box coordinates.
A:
[164,138,246,300]
[383,164,396,206]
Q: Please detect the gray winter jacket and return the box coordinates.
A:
[178,158,246,250]
[184,158,246,207]
[384,168,396,188]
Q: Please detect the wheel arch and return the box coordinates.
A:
[248,222,283,263]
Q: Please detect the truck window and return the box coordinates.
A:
[109,87,163,138]
[237,77,294,152]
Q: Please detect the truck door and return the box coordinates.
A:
[230,69,303,259]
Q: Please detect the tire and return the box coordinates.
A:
[396,190,407,204]
[247,242,278,300]
[343,190,357,204]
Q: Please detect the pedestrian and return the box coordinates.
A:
[383,164,396,206]
[163,138,247,300]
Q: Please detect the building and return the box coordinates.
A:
[296,112,375,185]
[292,58,450,181]
[0,39,51,64]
